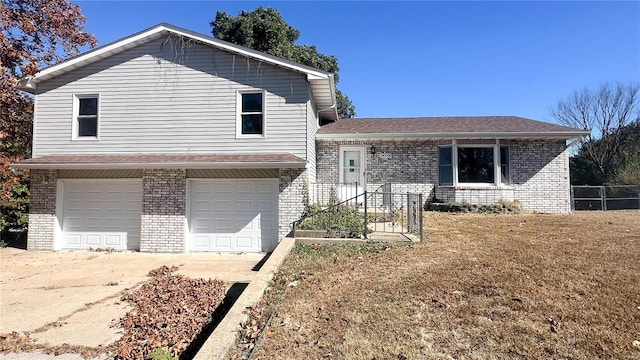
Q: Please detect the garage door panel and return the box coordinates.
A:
[236,236,254,248]
[257,183,275,193]
[215,183,232,193]
[215,236,232,248]
[236,200,253,212]
[65,234,82,246]
[260,218,275,231]
[193,235,211,248]
[193,218,210,231]
[214,200,231,211]
[105,235,123,246]
[257,201,274,212]
[62,180,141,250]
[190,180,277,252]
[236,183,252,193]
[85,234,101,246]
[214,218,232,230]
[193,200,210,212]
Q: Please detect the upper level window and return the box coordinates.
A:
[438,143,510,186]
[237,91,265,137]
[74,95,99,138]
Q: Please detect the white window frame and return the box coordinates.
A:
[72,94,100,140]
[438,140,510,187]
[236,90,266,139]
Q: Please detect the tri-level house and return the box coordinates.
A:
[14,24,588,253]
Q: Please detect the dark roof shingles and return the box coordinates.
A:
[317,116,584,135]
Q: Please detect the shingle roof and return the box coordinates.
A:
[12,153,306,169]
[317,116,588,139]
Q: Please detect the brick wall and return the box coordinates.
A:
[511,140,571,213]
[315,141,338,183]
[435,187,515,205]
[140,169,186,253]
[316,140,438,184]
[315,140,437,207]
[316,138,572,213]
[27,169,57,250]
[278,168,307,239]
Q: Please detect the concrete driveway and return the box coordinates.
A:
[0,248,265,349]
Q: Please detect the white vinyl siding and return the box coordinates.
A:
[306,94,318,183]
[32,36,310,158]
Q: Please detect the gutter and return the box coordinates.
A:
[316,131,591,141]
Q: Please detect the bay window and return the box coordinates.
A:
[438,142,510,186]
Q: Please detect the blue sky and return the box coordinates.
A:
[74,1,639,123]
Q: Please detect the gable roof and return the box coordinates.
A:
[316,116,589,140]
[18,23,338,122]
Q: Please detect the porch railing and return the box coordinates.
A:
[300,183,425,241]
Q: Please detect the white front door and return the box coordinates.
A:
[188,179,278,253]
[338,146,365,201]
[61,180,142,250]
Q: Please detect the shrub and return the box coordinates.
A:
[298,188,364,238]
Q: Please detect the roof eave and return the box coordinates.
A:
[316,131,591,141]
[10,161,307,170]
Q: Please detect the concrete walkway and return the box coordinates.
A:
[0,248,264,349]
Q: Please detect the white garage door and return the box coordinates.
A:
[61,180,142,250]
[189,180,278,252]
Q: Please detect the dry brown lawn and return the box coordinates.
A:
[249,211,640,359]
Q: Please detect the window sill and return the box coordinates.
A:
[72,136,99,141]
[437,184,514,190]
[236,134,265,139]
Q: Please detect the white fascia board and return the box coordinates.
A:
[20,27,167,91]
[316,131,590,141]
[10,161,307,170]
[21,23,332,91]
[165,25,332,79]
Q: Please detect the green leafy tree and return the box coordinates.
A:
[211,6,356,118]
[1,0,97,232]
[551,82,640,184]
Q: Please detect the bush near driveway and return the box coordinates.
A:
[235,211,640,359]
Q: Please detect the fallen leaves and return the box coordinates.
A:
[113,266,227,359]
[0,332,33,352]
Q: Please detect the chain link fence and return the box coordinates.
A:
[571,185,640,210]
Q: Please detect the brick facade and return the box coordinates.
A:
[316,139,572,213]
[26,169,58,250]
[140,169,186,253]
[511,140,571,213]
[278,168,307,239]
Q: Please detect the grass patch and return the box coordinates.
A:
[236,211,640,359]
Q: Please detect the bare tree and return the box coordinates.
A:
[551,82,640,183]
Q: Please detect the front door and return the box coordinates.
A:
[338,146,365,201]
